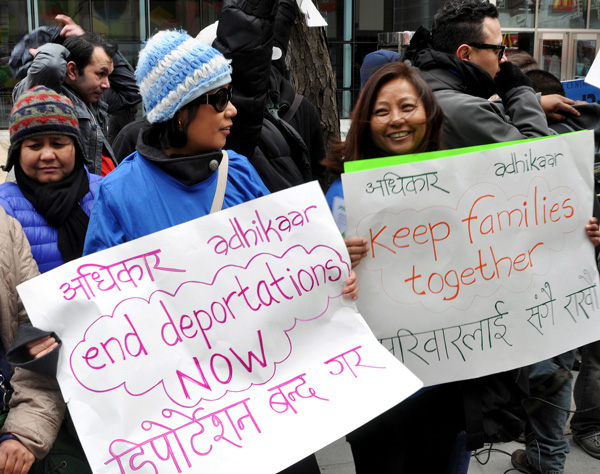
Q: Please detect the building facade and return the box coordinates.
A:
[1,0,600,127]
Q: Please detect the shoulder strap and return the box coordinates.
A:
[281,93,304,123]
[210,150,229,214]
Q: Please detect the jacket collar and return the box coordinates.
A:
[136,127,223,186]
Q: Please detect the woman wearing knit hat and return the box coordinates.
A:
[82,27,356,315]
[0,85,97,472]
[83,29,359,292]
[82,29,272,251]
[0,85,101,273]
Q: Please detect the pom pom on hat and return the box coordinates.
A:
[3,86,85,173]
[136,29,232,124]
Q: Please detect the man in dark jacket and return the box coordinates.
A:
[213,0,323,193]
[10,14,141,176]
[404,2,552,149]
[404,2,580,474]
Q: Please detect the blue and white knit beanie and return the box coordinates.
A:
[135,30,232,124]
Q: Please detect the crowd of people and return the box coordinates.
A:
[0,1,599,473]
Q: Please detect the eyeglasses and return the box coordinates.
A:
[193,87,233,112]
[468,43,506,60]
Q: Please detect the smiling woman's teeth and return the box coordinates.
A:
[389,131,409,138]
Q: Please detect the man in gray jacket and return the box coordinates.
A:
[404,2,581,474]
[11,15,141,176]
[404,2,573,149]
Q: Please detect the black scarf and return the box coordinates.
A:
[15,164,90,263]
[405,26,497,101]
[137,131,222,186]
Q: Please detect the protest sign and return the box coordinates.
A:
[18,182,421,474]
[296,0,327,27]
[563,78,600,104]
[585,50,600,90]
[342,131,600,386]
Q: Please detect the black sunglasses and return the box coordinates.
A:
[468,43,506,60]
[193,87,233,112]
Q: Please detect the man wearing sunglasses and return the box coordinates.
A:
[404,3,585,474]
[404,0,554,150]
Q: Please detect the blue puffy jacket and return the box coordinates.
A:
[0,168,101,274]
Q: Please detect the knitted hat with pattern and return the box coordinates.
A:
[136,29,232,124]
[3,85,85,173]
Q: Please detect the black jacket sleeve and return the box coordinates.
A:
[213,0,278,158]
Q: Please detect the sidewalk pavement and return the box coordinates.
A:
[315,371,598,473]
[315,435,598,473]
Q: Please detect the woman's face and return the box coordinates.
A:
[178,85,237,155]
[19,134,76,183]
[369,77,428,157]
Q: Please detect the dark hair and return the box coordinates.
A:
[63,32,118,74]
[525,69,566,97]
[322,62,444,173]
[509,51,539,73]
[142,102,202,150]
[432,0,498,54]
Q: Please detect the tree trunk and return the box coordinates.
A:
[287,6,340,148]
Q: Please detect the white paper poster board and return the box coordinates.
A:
[18,182,422,474]
[342,132,600,386]
[585,49,600,89]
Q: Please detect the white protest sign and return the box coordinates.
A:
[296,0,327,27]
[585,50,600,89]
[19,182,421,474]
[342,132,600,386]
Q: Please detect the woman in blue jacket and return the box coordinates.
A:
[0,85,101,274]
[83,30,272,252]
[82,30,357,474]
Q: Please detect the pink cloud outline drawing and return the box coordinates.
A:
[70,244,351,408]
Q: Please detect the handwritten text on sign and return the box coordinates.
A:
[342,132,600,386]
[19,182,421,474]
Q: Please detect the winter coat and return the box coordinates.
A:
[0,206,65,459]
[11,29,141,174]
[410,48,551,149]
[0,169,101,273]
[213,0,313,192]
[83,141,269,254]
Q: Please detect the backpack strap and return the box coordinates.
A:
[210,150,229,214]
[281,93,304,123]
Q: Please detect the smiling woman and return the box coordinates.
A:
[323,61,443,170]
[322,61,444,237]
[321,61,460,474]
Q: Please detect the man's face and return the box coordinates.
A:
[69,46,113,104]
[466,17,507,79]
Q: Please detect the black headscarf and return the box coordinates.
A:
[15,162,90,263]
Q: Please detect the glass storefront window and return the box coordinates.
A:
[575,38,596,77]
[590,0,600,28]
[149,1,201,35]
[91,1,140,41]
[538,0,586,29]
[202,1,222,29]
[1,1,30,44]
[37,0,92,31]
[541,38,564,76]
[497,0,536,29]
[503,31,535,57]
